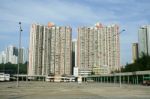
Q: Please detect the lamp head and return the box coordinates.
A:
[122,29,125,31]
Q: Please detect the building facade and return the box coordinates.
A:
[0,51,6,64]
[72,39,77,74]
[5,45,18,64]
[24,48,29,63]
[0,46,28,64]
[138,25,150,57]
[132,43,138,62]
[18,48,28,64]
[77,23,120,74]
[29,23,72,76]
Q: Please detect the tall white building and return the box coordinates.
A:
[138,25,150,56]
[5,45,18,64]
[77,23,120,74]
[29,23,72,76]
[24,48,29,63]
[72,39,77,66]
[72,39,77,74]
[0,46,28,64]
[132,43,138,62]
[18,47,28,64]
[0,51,6,64]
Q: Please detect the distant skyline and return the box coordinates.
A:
[0,45,28,64]
[0,0,150,65]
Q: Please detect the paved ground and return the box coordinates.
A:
[0,81,150,99]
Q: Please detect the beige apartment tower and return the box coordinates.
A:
[77,23,120,74]
[132,43,138,62]
[28,23,72,76]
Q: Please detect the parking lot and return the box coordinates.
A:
[0,81,150,99]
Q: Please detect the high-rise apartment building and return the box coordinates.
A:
[5,45,18,64]
[0,46,28,64]
[0,51,6,64]
[72,39,77,74]
[132,43,138,62]
[18,48,26,64]
[77,23,120,74]
[138,25,150,57]
[24,48,29,63]
[29,23,72,76]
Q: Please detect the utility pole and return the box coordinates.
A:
[17,22,23,87]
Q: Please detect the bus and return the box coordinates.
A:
[0,73,10,81]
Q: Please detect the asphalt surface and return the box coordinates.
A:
[0,81,150,99]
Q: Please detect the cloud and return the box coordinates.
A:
[0,0,150,65]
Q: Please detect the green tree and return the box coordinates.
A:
[122,53,150,72]
[0,63,27,74]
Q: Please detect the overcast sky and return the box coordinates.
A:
[0,0,150,65]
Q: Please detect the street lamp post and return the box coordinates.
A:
[119,29,125,87]
[119,67,122,87]
[104,29,125,87]
[110,29,125,87]
[17,22,23,87]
